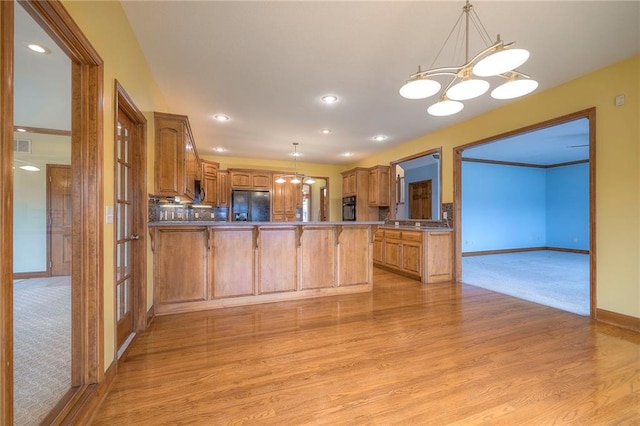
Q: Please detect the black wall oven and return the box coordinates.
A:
[342,196,356,221]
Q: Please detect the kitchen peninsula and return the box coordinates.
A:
[149,221,382,315]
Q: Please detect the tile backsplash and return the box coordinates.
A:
[386,203,453,228]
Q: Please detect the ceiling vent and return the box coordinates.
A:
[13,139,31,154]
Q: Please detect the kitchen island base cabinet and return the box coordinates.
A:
[258,227,297,294]
[150,222,380,315]
[338,226,371,286]
[151,227,209,305]
[212,228,255,298]
[300,227,336,290]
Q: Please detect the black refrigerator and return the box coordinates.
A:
[231,190,271,221]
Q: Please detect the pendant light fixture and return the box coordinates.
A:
[400,0,538,116]
[275,143,315,185]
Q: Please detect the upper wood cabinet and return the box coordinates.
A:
[200,159,219,206]
[154,112,200,201]
[229,169,272,190]
[342,171,357,196]
[369,165,390,207]
[217,170,229,207]
[272,176,301,222]
[341,168,375,220]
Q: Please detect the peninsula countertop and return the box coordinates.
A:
[148,221,385,227]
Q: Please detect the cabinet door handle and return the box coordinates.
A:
[131,234,140,240]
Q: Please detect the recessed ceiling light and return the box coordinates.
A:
[213,114,230,122]
[321,95,338,104]
[19,165,40,172]
[373,135,388,142]
[15,128,27,133]
[342,152,354,157]
[321,129,332,135]
[27,43,49,54]
[213,147,227,153]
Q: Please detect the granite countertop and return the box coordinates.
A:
[379,225,453,232]
[148,221,385,227]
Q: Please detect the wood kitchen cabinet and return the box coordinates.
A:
[341,167,376,221]
[369,165,390,207]
[373,228,385,264]
[149,223,376,315]
[229,169,272,190]
[151,226,209,307]
[373,228,452,283]
[342,171,357,196]
[381,229,418,278]
[217,170,229,207]
[200,159,219,206]
[154,112,200,201]
[272,175,301,222]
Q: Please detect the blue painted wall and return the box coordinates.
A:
[546,163,590,249]
[404,163,440,219]
[462,161,589,252]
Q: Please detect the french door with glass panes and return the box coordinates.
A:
[115,112,137,352]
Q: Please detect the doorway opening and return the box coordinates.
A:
[454,109,595,317]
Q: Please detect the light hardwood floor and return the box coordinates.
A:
[92,268,640,424]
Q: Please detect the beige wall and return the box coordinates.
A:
[62,0,168,369]
[62,0,639,373]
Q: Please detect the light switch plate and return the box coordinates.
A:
[105,206,114,224]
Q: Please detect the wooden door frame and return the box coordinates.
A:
[1,0,104,423]
[389,147,442,220]
[114,80,147,358]
[452,108,597,318]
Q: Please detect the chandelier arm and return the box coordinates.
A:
[411,67,461,79]
[466,40,503,67]
[496,70,533,80]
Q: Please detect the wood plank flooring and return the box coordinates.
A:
[92,268,640,425]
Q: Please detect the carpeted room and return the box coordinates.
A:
[460,118,591,315]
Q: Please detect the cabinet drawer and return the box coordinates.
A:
[375,228,385,238]
[402,231,422,242]
[384,229,401,240]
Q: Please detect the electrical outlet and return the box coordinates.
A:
[443,212,448,219]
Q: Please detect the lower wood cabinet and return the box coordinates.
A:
[258,227,297,293]
[211,227,255,297]
[150,223,377,315]
[374,228,452,283]
[151,227,209,305]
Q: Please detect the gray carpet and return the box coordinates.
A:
[462,250,590,316]
[14,276,71,426]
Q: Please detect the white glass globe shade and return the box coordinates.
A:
[427,100,464,116]
[491,79,538,100]
[399,78,441,100]
[446,79,490,101]
[473,48,530,77]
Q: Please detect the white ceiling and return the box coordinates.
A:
[463,117,590,166]
[13,1,640,166]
